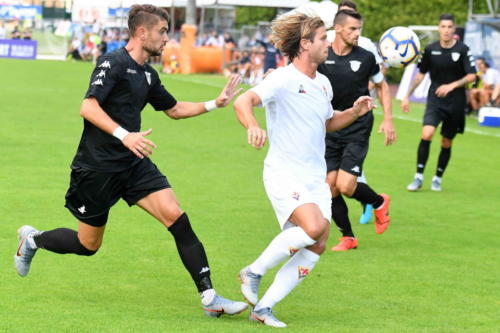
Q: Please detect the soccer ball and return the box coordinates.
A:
[379,26,420,68]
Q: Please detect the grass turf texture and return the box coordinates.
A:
[0,58,499,333]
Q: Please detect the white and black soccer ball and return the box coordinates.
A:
[379,26,420,68]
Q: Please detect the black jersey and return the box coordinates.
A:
[318,46,380,141]
[418,40,476,110]
[72,47,177,172]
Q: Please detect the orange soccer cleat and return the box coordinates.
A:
[331,236,358,251]
[374,193,390,234]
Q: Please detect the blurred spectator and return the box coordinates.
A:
[22,28,32,40]
[0,22,6,39]
[196,32,208,46]
[238,50,252,83]
[67,36,82,60]
[224,32,236,47]
[11,26,21,39]
[470,58,500,112]
[204,30,222,47]
[249,46,265,85]
[491,82,500,106]
[257,33,282,72]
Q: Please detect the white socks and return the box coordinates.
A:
[201,288,216,306]
[415,173,424,181]
[255,248,320,311]
[249,226,316,276]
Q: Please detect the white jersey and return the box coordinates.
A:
[484,67,500,86]
[327,30,383,64]
[251,64,334,184]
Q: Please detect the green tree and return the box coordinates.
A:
[235,6,277,28]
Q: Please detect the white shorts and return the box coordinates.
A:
[263,169,332,230]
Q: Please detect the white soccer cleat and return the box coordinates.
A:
[238,266,262,306]
[431,177,442,191]
[407,177,423,191]
[250,307,287,328]
[14,225,40,277]
[203,295,248,318]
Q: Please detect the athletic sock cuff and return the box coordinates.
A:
[168,212,200,246]
[290,227,316,248]
[298,248,320,262]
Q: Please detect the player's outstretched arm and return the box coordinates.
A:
[401,72,425,113]
[233,90,267,150]
[80,97,157,159]
[326,96,374,132]
[375,80,396,145]
[165,74,242,119]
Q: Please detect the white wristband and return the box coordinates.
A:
[204,100,217,112]
[113,126,129,141]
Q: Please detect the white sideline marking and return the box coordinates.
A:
[166,75,500,138]
[372,111,500,138]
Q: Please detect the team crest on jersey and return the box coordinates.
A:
[323,86,328,96]
[98,60,111,69]
[91,79,103,86]
[289,247,299,256]
[349,60,361,72]
[298,266,310,279]
[451,52,460,62]
[292,192,300,200]
[145,71,151,85]
[298,84,306,94]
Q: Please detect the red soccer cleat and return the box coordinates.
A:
[374,193,390,234]
[331,236,358,251]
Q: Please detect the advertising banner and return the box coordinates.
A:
[0,39,38,60]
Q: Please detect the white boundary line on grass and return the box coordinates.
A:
[373,111,500,138]
[166,75,500,138]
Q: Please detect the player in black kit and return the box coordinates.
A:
[318,10,394,251]
[402,14,476,192]
[14,4,248,318]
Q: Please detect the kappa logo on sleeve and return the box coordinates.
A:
[98,60,111,69]
[96,70,106,78]
[91,79,103,86]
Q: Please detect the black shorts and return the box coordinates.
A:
[325,139,369,176]
[423,104,465,139]
[65,158,170,227]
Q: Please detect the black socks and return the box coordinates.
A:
[350,182,384,208]
[168,213,213,293]
[436,147,451,177]
[331,195,354,237]
[417,139,431,174]
[34,228,96,256]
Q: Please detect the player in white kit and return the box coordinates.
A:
[233,13,374,328]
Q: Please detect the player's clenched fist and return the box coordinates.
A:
[122,128,157,159]
[247,126,267,150]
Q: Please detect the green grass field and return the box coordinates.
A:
[0,58,499,333]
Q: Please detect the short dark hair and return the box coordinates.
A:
[128,4,169,36]
[338,0,357,11]
[477,57,490,68]
[334,9,363,26]
[439,13,455,23]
